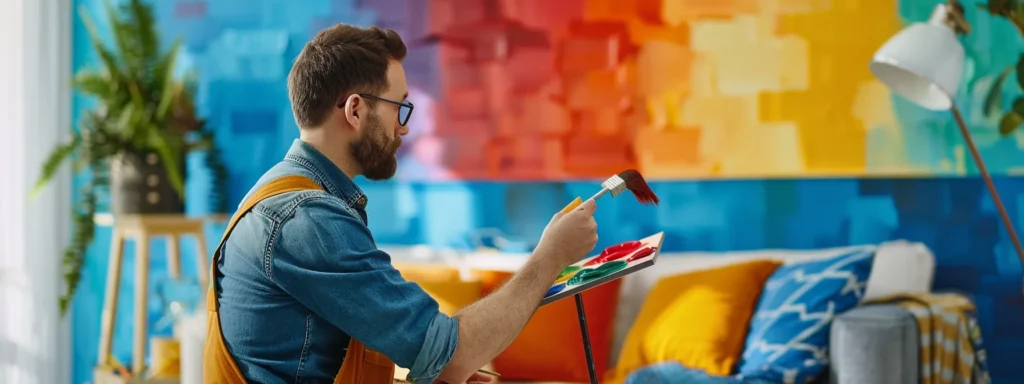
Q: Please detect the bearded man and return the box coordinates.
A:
[203,24,599,384]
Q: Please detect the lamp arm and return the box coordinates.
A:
[943,0,972,34]
[950,106,1024,271]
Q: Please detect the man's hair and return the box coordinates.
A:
[288,24,407,129]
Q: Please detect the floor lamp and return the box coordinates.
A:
[869,1,1024,283]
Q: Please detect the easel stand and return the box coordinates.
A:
[573,293,599,384]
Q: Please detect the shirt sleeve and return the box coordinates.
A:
[271,197,458,383]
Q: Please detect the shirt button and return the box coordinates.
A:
[356,196,367,206]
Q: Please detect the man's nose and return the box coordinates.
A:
[396,122,409,136]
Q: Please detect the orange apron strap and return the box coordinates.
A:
[203,174,395,384]
[204,175,322,384]
[336,338,397,384]
[208,174,323,302]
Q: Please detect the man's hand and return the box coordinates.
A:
[535,199,599,268]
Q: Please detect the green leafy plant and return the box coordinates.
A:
[33,0,228,315]
[979,1,1024,135]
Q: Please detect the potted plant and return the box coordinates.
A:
[979,1,1024,134]
[33,0,228,315]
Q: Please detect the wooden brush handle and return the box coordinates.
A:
[561,188,609,215]
[560,197,583,214]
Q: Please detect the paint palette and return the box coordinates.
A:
[541,232,664,306]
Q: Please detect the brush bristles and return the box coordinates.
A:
[617,169,659,205]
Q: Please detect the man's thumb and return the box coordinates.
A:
[578,199,596,214]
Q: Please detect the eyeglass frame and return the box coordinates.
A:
[338,93,414,126]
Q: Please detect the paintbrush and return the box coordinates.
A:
[560,169,659,214]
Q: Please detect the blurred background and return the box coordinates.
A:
[3,0,1024,383]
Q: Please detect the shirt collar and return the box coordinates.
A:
[283,139,368,209]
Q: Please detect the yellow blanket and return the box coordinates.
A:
[864,292,990,384]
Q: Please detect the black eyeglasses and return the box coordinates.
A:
[339,93,414,126]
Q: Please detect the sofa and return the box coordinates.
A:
[394,239,936,384]
[176,240,936,384]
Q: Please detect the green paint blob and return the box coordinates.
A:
[567,261,627,286]
[557,265,581,280]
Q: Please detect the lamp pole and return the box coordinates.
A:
[942,1,1024,289]
[951,106,1024,271]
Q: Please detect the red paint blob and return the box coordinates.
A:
[585,240,644,266]
[601,240,642,257]
[626,246,655,262]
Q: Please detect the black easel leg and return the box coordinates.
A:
[574,293,599,384]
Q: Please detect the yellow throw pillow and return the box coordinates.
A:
[415,279,482,315]
[394,264,481,315]
[393,263,462,282]
[608,259,781,381]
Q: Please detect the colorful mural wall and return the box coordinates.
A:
[69,0,1024,383]
[157,0,1024,184]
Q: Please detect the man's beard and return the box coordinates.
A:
[350,111,401,181]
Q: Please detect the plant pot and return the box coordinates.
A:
[110,151,184,214]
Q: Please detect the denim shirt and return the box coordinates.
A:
[216,139,458,383]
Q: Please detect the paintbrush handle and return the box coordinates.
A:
[476,368,501,377]
[560,197,583,214]
[559,189,608,214]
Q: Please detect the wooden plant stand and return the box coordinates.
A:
[94,214,212,381]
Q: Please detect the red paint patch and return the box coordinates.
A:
[626,246,655,262]
[585,240,643,266]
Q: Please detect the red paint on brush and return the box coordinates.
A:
[617,169,659,205]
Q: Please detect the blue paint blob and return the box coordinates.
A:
[546,283,566,297]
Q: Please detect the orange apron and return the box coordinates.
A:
[203,175,396,383]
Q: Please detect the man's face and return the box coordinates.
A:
[350,60,410,181]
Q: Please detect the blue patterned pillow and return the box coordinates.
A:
[738,246,877,383]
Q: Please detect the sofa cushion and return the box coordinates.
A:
[738,246,876,383]
[609,260,781,382]
[474,270,621,382]
[413,279,482,316]
[862,240,934,299]
[394,264,481,315]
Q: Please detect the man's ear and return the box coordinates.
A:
[342,93,362,131]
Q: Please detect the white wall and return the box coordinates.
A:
[0,0,73,382]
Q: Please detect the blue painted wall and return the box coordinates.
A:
[69,176,1024,382]
[69,0,1024,383]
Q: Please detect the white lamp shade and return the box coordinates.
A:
[869,12,964,111]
